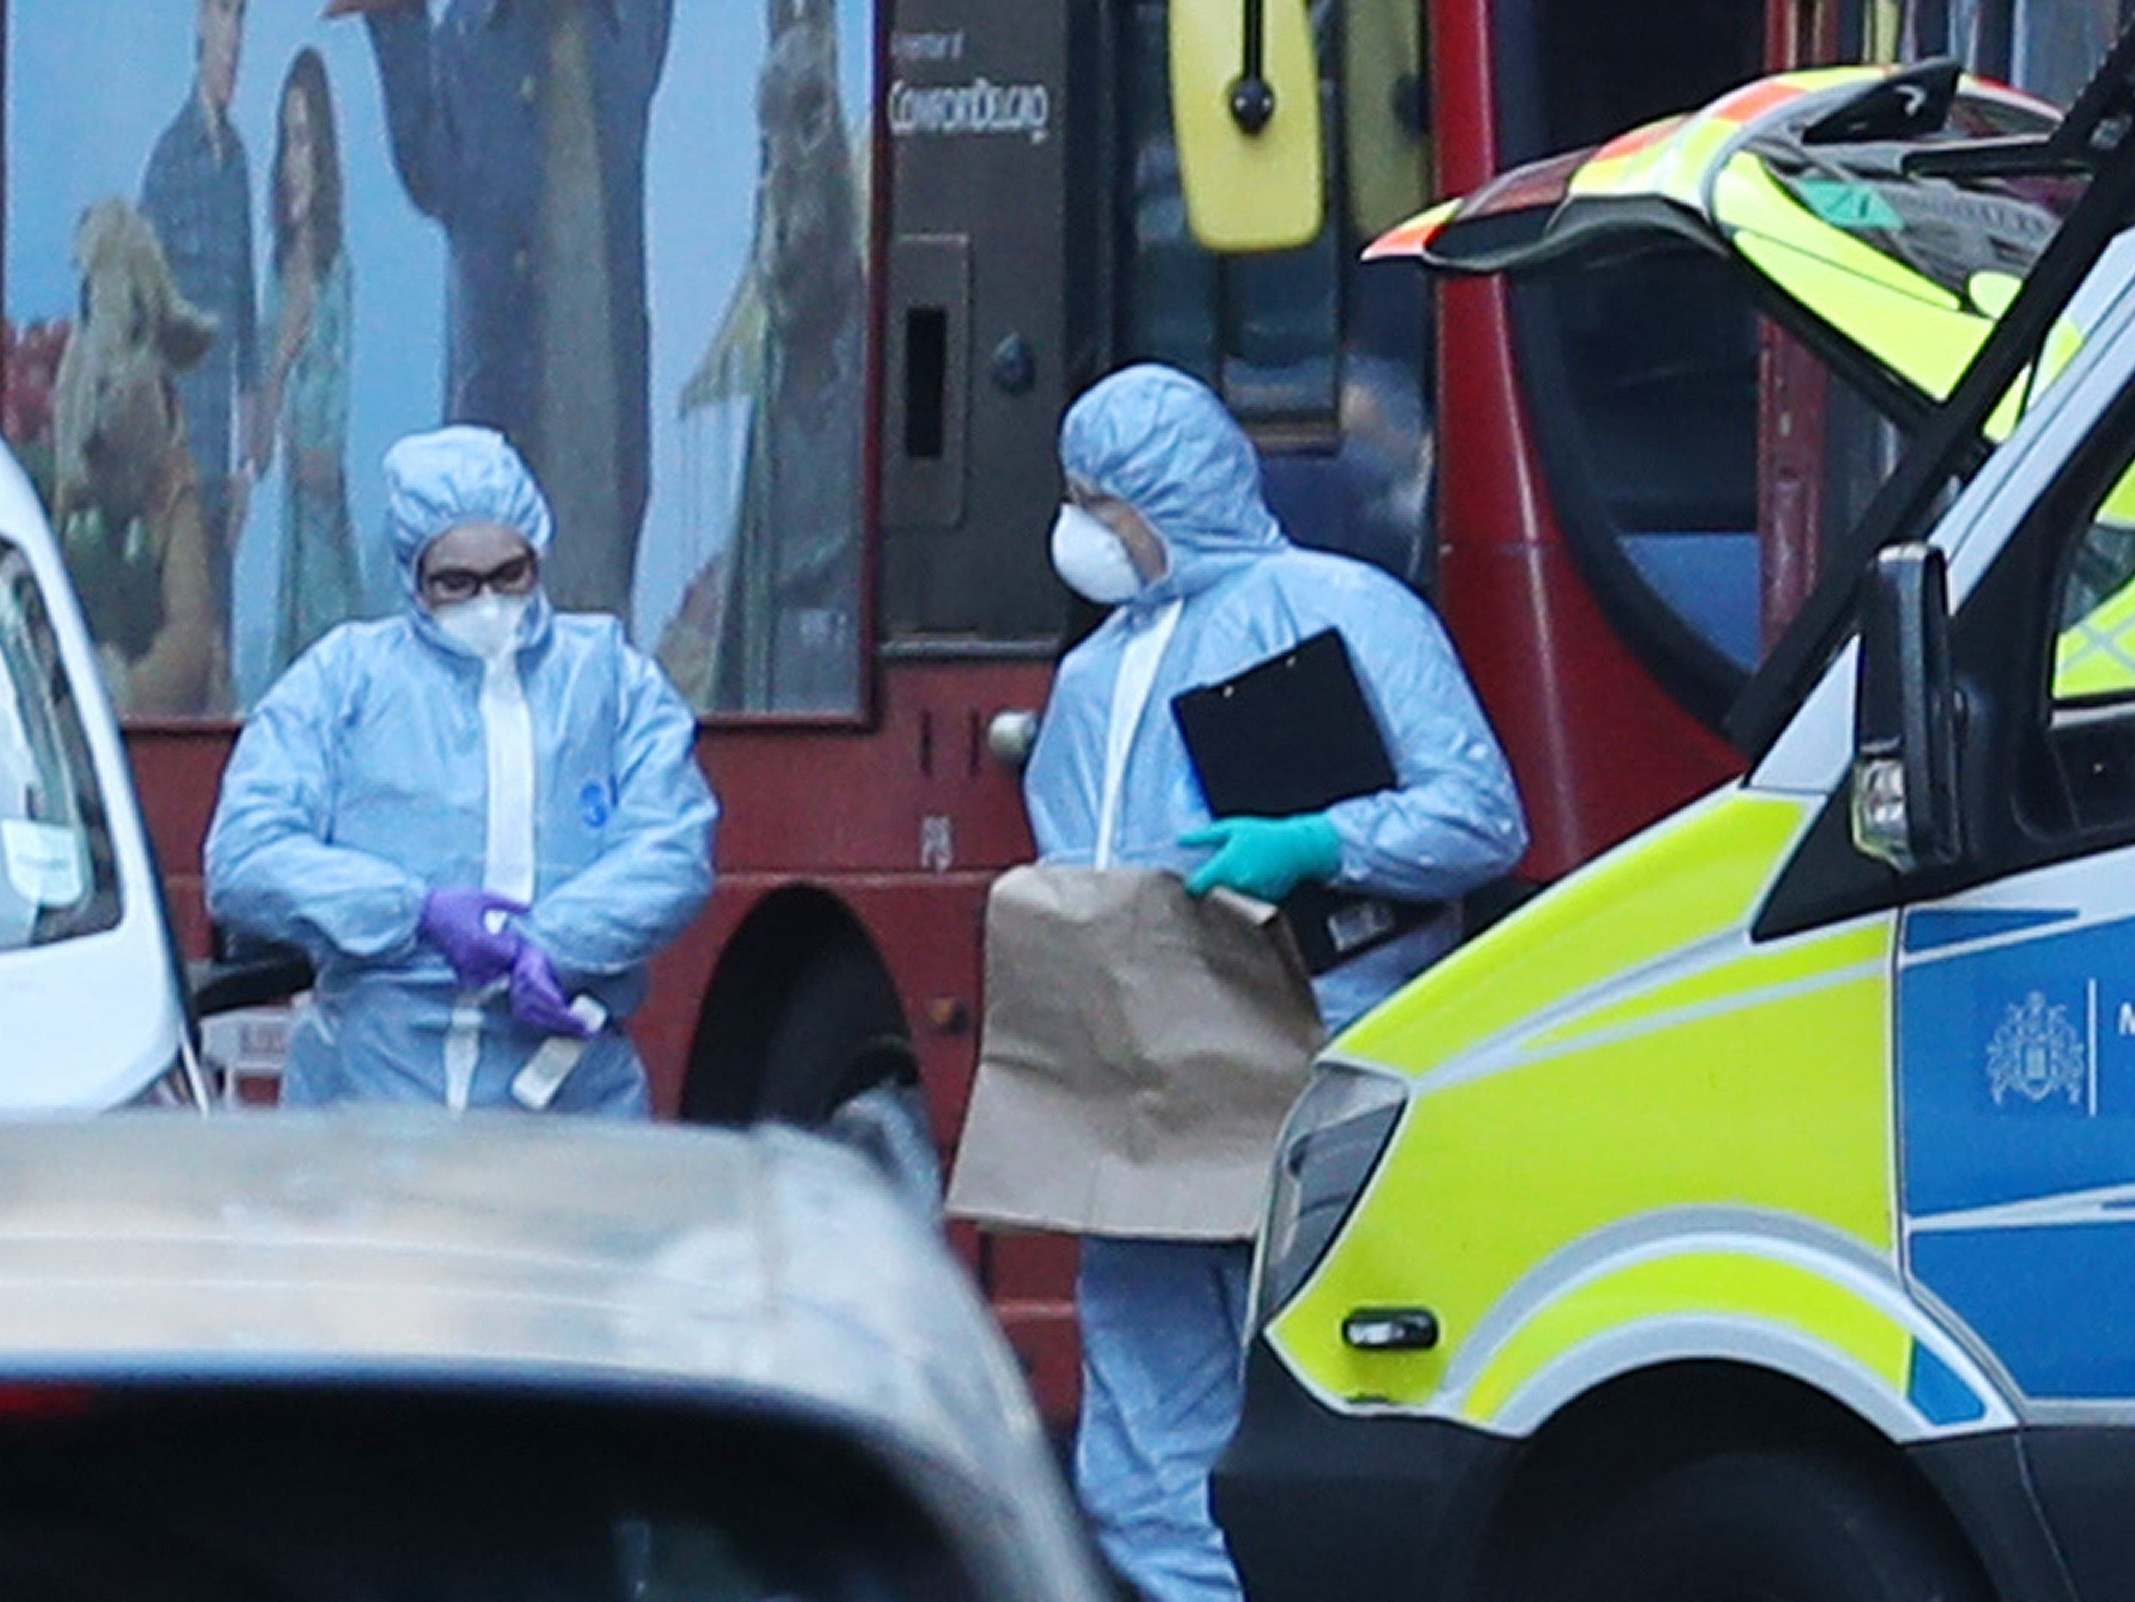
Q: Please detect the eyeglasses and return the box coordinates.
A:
[422,552,539,605]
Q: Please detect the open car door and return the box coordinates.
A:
[1372,60,2135,708]
[1371,64,2083,425]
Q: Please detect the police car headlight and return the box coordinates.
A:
[1252,1064,1406,1330]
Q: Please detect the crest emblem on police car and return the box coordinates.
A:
[1987,991,2086,1106]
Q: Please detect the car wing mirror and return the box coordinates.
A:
[1169,0,1326,251]
[1851,543,1964,874]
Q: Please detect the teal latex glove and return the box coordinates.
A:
[1179,815,1343,901]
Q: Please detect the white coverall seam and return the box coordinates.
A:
[1094,600,1184,870]
[444,651,541,1112]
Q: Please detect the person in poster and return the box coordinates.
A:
[330,0,674,628]
[139,0,259,650]
[657,0,865,714]
[254,48,363,675]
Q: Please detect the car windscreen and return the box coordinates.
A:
[0,1388,987,1602]
[0,538,119,950]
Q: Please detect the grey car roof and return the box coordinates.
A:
[0,1110,1104,1600]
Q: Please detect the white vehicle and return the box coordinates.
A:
[0,444,303,1108]
[0,1112,1107,1600]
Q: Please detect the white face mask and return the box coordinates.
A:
[1051,503,1145,605]
[434,592,532,661]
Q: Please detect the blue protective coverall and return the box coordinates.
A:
[205,428,716,1115]
[1026,365,1527,1601]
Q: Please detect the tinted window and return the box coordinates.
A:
[2052,439,2135,705]
[0,1391,984,1602]
[0,540,119,950]
[2027,375,2135,834]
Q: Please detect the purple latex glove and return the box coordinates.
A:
[510,942,593,1038]
[419,887,526,987]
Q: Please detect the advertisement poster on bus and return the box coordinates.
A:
[1880,0,2131,104]
[3,0,874,721]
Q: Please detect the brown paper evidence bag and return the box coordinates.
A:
[946,865,1326,1242]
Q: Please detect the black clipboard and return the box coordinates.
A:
[1171,630,1437,973]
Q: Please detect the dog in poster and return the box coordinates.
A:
[51,199,232,717]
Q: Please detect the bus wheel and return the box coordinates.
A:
[753,946,940,1218]
[1526,1449,1986,1602]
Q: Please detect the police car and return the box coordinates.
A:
[1221,38,2135,1602]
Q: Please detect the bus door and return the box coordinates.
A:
[888,0,1435,632]
[881,3,1097,645]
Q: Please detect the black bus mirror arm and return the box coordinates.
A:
[1229,0,1275,133]
[189,944,315,1020]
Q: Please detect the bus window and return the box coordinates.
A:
[1897,0,2016,77]
[1117,0,1434,589]
[1872,1,2135,108]
[2012,0,2135,104]
[1494,0,1768,721]
[1897,0,2130,106]
[1522,246,1764,673]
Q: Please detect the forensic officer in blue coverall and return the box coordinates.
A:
[206,425,715,1114]
[1026,364,1528,1601]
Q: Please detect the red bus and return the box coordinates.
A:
[4,0,2118,1424]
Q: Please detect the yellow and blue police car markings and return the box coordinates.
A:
[1906,1338,1989,1427]
[1899,903,2135,1398]
[1433,1214,2009,1440]
[1903,907,2079,955]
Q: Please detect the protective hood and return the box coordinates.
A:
[383,426,554,592]
[1058,365,1286,605]
[382,425,555,657]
